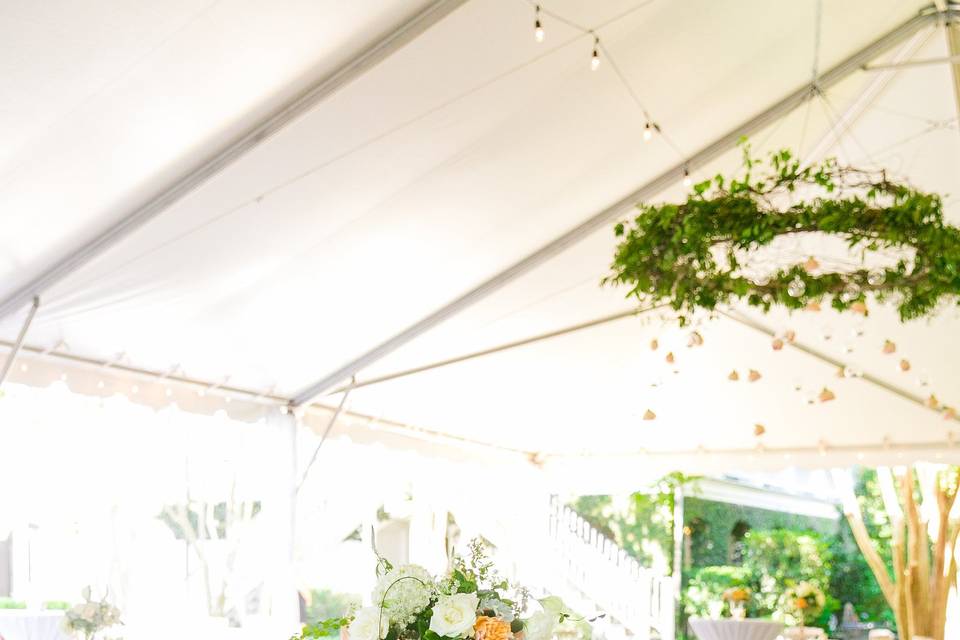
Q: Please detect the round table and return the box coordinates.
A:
[0,611,71,640]
[689,618,784,640]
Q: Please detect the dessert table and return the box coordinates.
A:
[0,611,71,640]
[689,618,784,640]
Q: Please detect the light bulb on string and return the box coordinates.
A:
[590,37,600,71]
[643,122,653,142]
[534,5,544,43]
[682,167,692,188]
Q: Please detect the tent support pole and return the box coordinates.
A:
[266,408,300,636]
[0,0,469,323]
[0,296,40,389]
[328,306,660,395]
[291,6,948,406]
[296,380,354,494]
[864,53,960,70]
[670,484,684,640]
[719,309,960,423]
[935,1,960,124]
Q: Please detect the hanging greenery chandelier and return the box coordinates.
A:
[605,143,960,325]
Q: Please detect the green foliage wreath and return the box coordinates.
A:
[605,144,960,323]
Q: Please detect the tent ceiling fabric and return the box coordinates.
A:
[3,0,959,474]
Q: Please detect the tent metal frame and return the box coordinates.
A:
[0,334,537,454]
[548,438,956,461]
[3,304,956,456]
[808,28,934,161]
[1,3,958,445]
[327,306,660,395]
[291,4,956,406]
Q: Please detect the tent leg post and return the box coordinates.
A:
[267,408,300,636]
[0,296,40,389]
[669,485,684,640]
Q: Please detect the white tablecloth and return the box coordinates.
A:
[689,618,784,640]
[0,611,71,640]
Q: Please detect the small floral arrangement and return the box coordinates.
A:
[62,586,122,640]
[780,582,825,626]
[298,539,591,640]
[721,587,750,604]
[721,587,750,619]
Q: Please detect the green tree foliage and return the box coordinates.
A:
[683,566,753,619]
[740,529,837,626]
[571,473,691,570]
[302,589,362,637]
[573,470,898,639]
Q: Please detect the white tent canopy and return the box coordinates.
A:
[3,0,960,486]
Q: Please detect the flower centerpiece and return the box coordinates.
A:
[297,539,592,640]
[62,586,122,640]
[780,582,825,633]
[721,587,750,619]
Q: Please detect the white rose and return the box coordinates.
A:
[524,611,559,640]
[429,593,480,638]
[349,607,388,640]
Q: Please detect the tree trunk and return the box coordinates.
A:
[842,466,958,640]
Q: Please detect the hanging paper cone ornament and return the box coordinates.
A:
[650,339,659,351]
[944,406,957,421]
[882,340,896,354]
[753,424,766,436]
[928,394,940,409]
[688,331,704,347]
[643,409,656,420]
[899,359,911,372]
[803,256,820,272]
[850,301,868,315]
[819,387,836,402]
[665,352,675,364]
[728,370,739,381]
[748,369,762,382]
[805,301,821,312]
[784,330,796,343]
[772,338,784,351]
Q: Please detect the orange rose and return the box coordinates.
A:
[474,616,512,640]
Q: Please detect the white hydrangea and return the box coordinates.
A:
[372,564,435,626]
